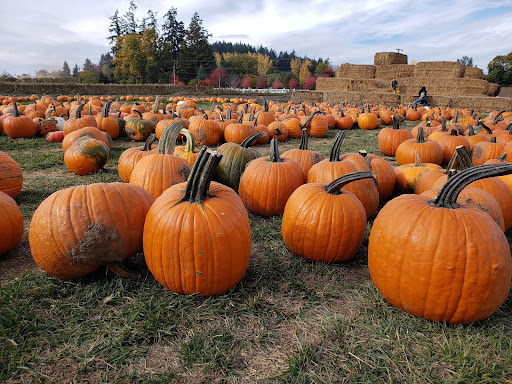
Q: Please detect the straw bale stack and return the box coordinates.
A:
[323,91,363,104]
[291,90,324,103]
[413,61,465,78]
[375,65,415,80]
[361,92,400,105]
[463,66,483,79]
[451,96,512,111]
[374,52,408,65]
[335,64,376,79]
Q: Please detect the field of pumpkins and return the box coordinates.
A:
[1,93,512,381]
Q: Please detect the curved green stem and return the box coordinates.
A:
[329,131,347,162]
[325,171,376,195]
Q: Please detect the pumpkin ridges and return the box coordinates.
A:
[0,191,23,256]
[0,151,23,198]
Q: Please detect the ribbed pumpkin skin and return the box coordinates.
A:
[282,183,366,262]
[358,113,379,130]
[129,154,191,199]
[281,149,324,180]
[62,127,113,152]
[188,119,221,146]
[369,195,511,324]
[143,181,251,295]
[378,127,413,156]
[307,116,328,138]
[469,178,512,230]
[62,115,97,136]
[239,158,304,216]
[420,187,506,232]
[223,123,256,144]
[125,117,156,141]
[118,145,158,183]
[395,138,443,165]
[213,143,260,192]
[29,183,154,279]
[95,116,119,139]
[64,137,110,176]
[307,157,379,219]
[0,191,23,257]
[365,154,395,203]
[0,151,23,198]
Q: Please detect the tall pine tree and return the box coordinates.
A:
[177,12,215,82]
[72,64,79,78]
[62,61,71,77]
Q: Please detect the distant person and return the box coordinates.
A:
[413,86,428,107]
[391,79,398,94]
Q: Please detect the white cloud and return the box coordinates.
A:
[0,0,510,76]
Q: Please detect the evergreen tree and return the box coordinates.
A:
[197,64,207,80]
[83,58,93,71]
[457,56,474,67]
[124,1,138,33]
[162,7,185,62]
[177,12,215,82]
[62,61,71,77]
[108,9,125,49]
[72,64,80,78]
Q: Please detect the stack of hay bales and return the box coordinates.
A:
[303,52,511,111]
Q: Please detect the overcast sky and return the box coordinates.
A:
[1,0,511,76]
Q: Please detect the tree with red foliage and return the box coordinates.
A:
[320,68,334,77]
[256,75,267,89]
[241,76,252,89]
[289,78,299,89]
[303,76,316,90]
[209,67,226,87]
[170,72,180,85]
[198,78,214,87]
[272,79,282,89]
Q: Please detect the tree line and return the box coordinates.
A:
[60,1,333,89]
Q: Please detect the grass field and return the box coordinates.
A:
[1,114,511,383]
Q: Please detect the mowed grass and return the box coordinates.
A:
[1,115,512,383]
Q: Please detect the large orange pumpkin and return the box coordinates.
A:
[0,151,23,198]
[0,191,23,257]
[29,182,154,279]
[143,148,251,296]
[369,164,512,324]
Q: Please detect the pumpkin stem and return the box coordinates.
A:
[497,152,508,162]
[158,122,183,155]
[300,110,322,129]
[298,128,309,150]
[102,100,112,118]
[440,116,448,132]
[325,171,376,195]
[269,138,283,163]
[450,129,458,136]
[180,129,196,153]
[493,110,504,124]
[479,121,493,134]
[467,125,475,136]
[105,261,141,278]
[142,133,158,151]
[433,164,512,209]
[133,109,143,119]
[490,136,497,143]
[152,96,160,114]
[241,131,265,147]
[178,147,221,204]
[329,131,347,162]
[414,153,422,167]
[453,109,459,123]
[445,150,460,171]
[392,115,399,130]
[506,123,512,134]
[416,126,425,143]
[454,145,474,169]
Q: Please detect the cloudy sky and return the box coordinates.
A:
[1,0,511,76]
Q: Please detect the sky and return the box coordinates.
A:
[1,0,511,77]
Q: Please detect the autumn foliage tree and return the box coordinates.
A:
[289,78,299,89]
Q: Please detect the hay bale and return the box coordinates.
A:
[291,90,323,103]
[463,66,483,79]
[335,64,376,79]
[374,52,408,65]
[451,96,512,111]
[323,91,363,104]
[486,82,501,96]
[375,65,415,80]
[414,61,465,78]
[394,77,491,97]
[361,92,400,105]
